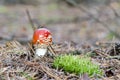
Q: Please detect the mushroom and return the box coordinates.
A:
[32,28,52,56]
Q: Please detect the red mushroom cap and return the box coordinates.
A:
[32,28,52,45]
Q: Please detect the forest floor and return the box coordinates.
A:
[0,40,120,80]
[0,0,120,80]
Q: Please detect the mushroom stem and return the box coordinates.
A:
[35,48,47,56]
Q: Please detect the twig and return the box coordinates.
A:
[27,43,35,54]
[94,49,120,65]
[48,44,56,56]
[65,0,120,39]
[110,56,120,59]
[0,67,10,75]
[26,9,36,31]
[94,49,108,58]
[6,72,10,80]
[40,64,62,80]
[64,74,79,80]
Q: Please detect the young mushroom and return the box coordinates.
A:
[32,28,52,56]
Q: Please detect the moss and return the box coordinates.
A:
[53,54,103,77]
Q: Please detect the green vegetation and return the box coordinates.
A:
[21,72,34,80]
[86,52,97,57]
[106,32,115,40]
[0,6,8,13]
[53,54,103,77]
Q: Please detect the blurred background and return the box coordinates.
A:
[0,0,120,45]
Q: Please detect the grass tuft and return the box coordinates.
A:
[53,54,103,77]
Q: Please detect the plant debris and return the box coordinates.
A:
[0,41,120,80]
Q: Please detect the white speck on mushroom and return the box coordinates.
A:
[39,35,43,38]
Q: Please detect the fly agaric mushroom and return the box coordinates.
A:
[32,28,52,56]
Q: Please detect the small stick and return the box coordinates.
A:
[48,44,56,56]
[26,9,36,31]
[41,64,61,80]
[28,43,35,54]
[96,41,120,46]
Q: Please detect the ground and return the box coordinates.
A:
[0,0,120,80]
